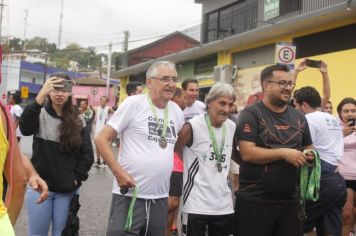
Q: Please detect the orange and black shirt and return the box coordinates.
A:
[236,101,312,203]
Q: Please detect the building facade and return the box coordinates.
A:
[112,0,356,110]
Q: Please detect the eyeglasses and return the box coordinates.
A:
[266,80,296,89]
[151,76,179,84]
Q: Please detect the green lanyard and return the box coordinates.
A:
[147,95,169,139]
[299,150,321,220]
[123,186,139,232]
[204,113,226,164]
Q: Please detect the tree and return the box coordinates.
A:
[2,37,24,52]
[25,37,52,51]
[49,43,102,70]
[8,37,24,51]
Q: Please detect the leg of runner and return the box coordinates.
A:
[167,196,180,236]
[207,214,233,236]
[342,189,355,236]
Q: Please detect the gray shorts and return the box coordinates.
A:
[106,194,168,236]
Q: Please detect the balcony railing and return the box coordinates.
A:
[202,0,347,43]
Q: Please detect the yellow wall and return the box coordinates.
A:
[118,76,150,104]
[119,76,129,103]
[295,49,356,112]
[216,18,356,113]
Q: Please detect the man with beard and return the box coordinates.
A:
[182,79,205,122]
[234,64,314,236]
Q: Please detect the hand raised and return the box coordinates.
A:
[295,59,308,72]
[319,61,328,74]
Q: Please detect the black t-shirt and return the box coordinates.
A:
[236,101,313,202]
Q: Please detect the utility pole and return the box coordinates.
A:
[23,9,28,50]
[0,0,5,45]
[122,30,130,68]
[105,42,112,97]
[57,0,64,49]
[43,53,48,82]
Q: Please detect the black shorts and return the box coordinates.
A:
[234,195,303,236]
[181,212,233,236]
[304,172,347,235]
[345,180,356,191]
[169,172,183,197]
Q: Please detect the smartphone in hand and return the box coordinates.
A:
[348,118,356,127]
[305,59,322,68]
[56,80,73,92]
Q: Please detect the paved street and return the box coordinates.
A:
[14,136,116,236]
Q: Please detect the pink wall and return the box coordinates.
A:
[72,85,117,107]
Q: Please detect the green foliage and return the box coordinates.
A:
[3,37,106,70]
[49,43,102,69]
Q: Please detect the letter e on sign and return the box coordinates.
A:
[275,44,296,66]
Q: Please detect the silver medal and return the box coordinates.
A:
[159,137,167,149]
[217,162,222,172]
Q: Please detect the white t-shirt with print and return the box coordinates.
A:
[305,111,344,165]
[183,100,205,122]
[107,94,184,199]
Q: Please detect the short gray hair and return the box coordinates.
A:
[146,61,176,78]
[205,83,236,109]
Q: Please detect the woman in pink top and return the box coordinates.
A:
[337,97,356,236]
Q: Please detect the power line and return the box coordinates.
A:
[10,21,126,37]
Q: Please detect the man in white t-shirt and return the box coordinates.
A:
[95,61,184,236]
[8,93,23,142]
[94,96,113,167]
[175,83,238,236]
[126,82,143,96]
[294,86,346,236]
[182,78,205,122]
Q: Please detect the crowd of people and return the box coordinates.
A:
[0,59,355,236]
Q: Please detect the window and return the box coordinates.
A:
[280,0,301,16]
[203,0,258,43]
[194,55,217,74]
[294,24,356,58]
[219,8,233,38]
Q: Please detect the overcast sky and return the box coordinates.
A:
[5,0,202,51]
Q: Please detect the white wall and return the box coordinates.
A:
[21,70,45,85]
[0,59,21,101]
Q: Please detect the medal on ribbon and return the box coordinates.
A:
[204,113,226,173]
[148,95,169,149]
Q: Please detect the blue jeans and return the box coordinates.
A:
[26,187,75,236]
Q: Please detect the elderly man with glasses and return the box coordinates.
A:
[95,61,184,236]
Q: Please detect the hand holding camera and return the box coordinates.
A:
[343,119,356,136]
[348,118,356,128]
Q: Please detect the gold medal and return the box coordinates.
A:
[159,137,167,149]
